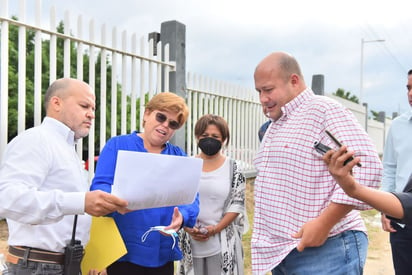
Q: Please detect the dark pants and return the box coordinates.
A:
[390,222,412,275]
[107,261,174,275]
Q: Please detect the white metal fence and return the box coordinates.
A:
[186,73,264,174]
[0,0,265,180]
[0,0,177,181]
[0,0,391,181]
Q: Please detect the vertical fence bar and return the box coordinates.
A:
[139,36,145,131]
[99,24,107,150]
[76,15,83,80]
[186,73,193,156]
[33,0,42,126]
[191,74,199,155]
[156,41,162,94]
[130,33,137,132]
[76,15,84,160]
[49,6,57,83]
[121,30,127,135]
[63,10,70,78]
[110,27,117,137]
[0,0,9,157]
[87,19,96,178]
[163,44,170,93]
[17,0,26,134]
[148,38,154,95]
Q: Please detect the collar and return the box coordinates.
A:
[407,109,412,121]
[43,117,77,146]
[280,88,313,119]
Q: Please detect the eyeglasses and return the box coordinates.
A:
[155,112,180,130]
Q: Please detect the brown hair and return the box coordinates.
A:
[145,92,189,128]
[194,114,230,144]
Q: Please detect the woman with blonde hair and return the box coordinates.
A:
[91,92,199,275]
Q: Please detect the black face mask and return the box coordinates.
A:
[198,137,222,156]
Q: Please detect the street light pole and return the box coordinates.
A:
[360,38,385,103]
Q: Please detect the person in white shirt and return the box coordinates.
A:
[178,114,247,275]
[0,78,128,275]
[380,69,412,275]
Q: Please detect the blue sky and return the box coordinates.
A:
[6,0,412,116]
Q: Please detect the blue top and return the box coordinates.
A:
[90,131,199,267]
[381,110,412,192]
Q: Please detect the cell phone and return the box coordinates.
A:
[314,141,331,155]
[313,140,361,167]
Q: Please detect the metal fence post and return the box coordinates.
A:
[160,20,187,150]
[363,102,368,132]
[312,74,324,96]
[378,111,386,148]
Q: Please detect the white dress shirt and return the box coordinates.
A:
[381,110,412,192]
[0,117,91,252]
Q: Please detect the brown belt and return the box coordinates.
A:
[7,245,65,265]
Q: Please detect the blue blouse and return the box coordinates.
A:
[90,131,199,267]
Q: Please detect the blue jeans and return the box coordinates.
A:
[4,260,64,275]
[272,230,368,275]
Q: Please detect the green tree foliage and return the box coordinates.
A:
[370,110,380,121]
[6,17,142,158]
[333,88,381,120]
[333,88,359,104]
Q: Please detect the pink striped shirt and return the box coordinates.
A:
[251,89,382,274]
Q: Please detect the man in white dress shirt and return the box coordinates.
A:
[0,78,128,275]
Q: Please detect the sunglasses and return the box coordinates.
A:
[155,112,180,130]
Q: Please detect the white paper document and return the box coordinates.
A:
[112,150,202,210]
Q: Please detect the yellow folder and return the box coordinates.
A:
[81,217,127,274]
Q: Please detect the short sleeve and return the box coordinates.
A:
[388,192,412,225]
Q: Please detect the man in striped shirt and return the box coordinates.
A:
[251,52,382,275]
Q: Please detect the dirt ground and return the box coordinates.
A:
[0,218,394,274]
[0,219,8,256]
[363,212,394,275]
[364,229,394,275]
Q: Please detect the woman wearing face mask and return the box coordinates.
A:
[178,114,247,275]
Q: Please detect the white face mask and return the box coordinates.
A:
[141,226,178,249]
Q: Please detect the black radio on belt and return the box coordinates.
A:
[64,215,83,275]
